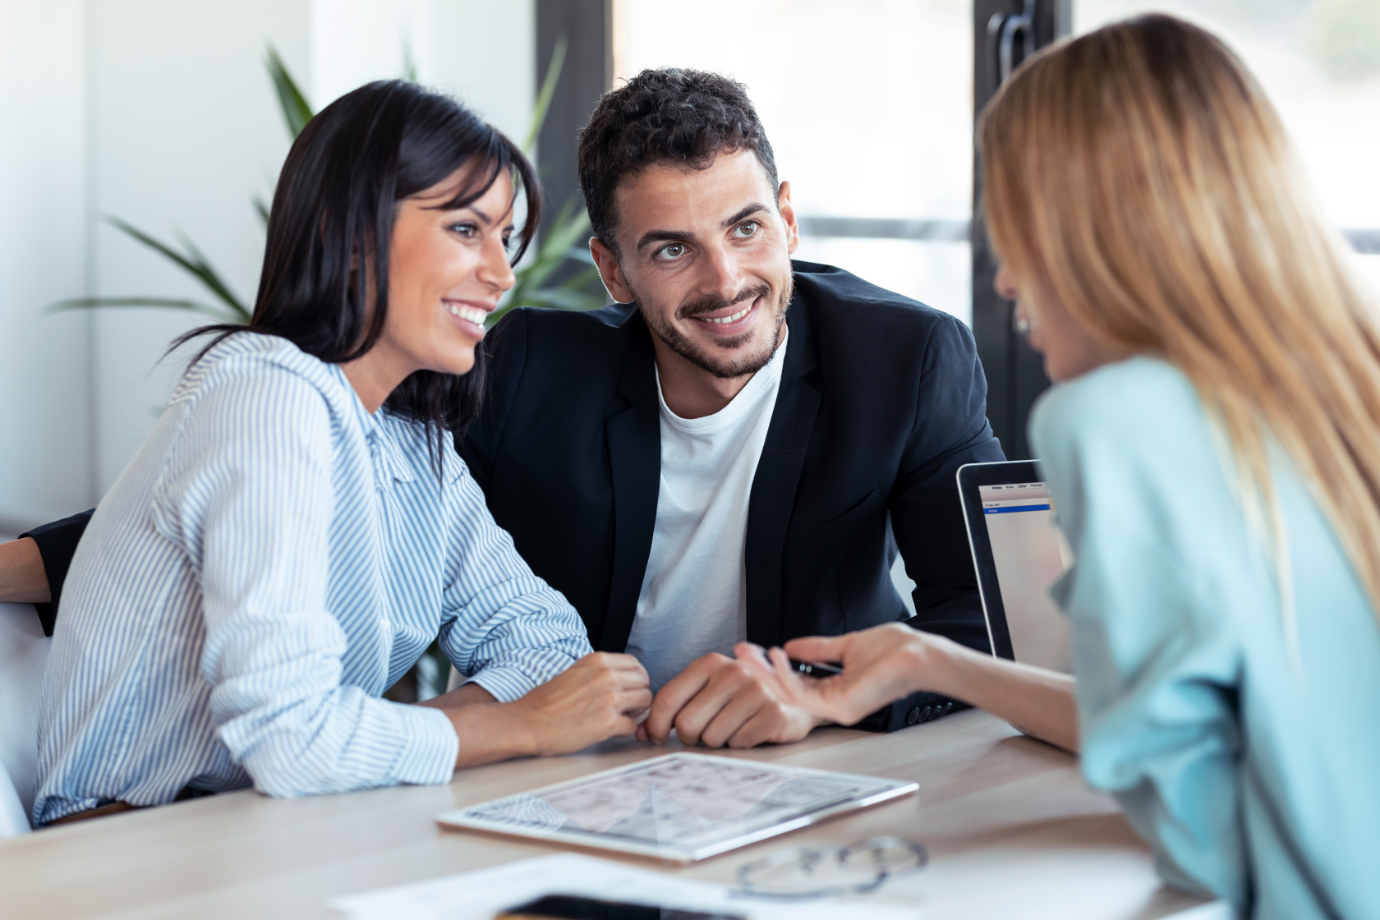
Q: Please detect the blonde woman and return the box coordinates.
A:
[742,15,1380,919]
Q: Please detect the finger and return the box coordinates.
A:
[782,634,848,663]
[617,687,654,714]
[610,669,652,693]
[726,705,787,749]
[767,647,826,713]
[767,646,809,690]
[734,642,775,678]
[674,664,759,747]
[698,682,772,748]
[586,652,651,679]
[737,644,801,705]
[635,723,650,743]
[606,714,638,738]
[733,641,779,673]
[644,674,707,744]
[773,646,879,725]
[605,653,651,678]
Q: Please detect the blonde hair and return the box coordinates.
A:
[979,14,1380,634]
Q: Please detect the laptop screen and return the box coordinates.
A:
[978,481,1074,673]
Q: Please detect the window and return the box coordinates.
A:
[1074,0,1380,290]
[617,0,977,323]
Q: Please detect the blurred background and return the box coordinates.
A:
[2,0,1377,533]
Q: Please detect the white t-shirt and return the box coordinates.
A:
[625,330,788,691]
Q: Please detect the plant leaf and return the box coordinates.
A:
[104,217,253,323]
[265,45,314,139]
[564,245,596,265]
[524,36,567,155]
[402,36,419,83]
[47,296,244,324]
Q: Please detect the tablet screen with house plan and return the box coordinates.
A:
[435,753,917,863]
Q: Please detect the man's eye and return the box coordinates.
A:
[735,221,759,237]
[657,242,687,260]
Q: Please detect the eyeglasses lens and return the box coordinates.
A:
[736,837,927,899]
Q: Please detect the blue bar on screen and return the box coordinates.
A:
[984,504,1052,514]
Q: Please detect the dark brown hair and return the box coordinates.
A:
[577,68,778,254]
[179,79,540,449]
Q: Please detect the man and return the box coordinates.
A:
[458,68,1004,747]
[2,67,1004,750]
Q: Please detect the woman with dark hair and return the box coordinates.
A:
[32,80,650,827]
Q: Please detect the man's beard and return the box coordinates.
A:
[636,277,793,380]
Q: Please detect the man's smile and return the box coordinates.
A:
[700,303,753,324]
[689,296,761,336]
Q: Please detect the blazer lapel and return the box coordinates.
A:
[745,302,822,647]
[599,316,661,652]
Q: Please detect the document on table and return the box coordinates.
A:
[327,853,923,920]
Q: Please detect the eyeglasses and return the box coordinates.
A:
[734,836,929,900]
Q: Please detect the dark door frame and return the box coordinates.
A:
[535,0,614,246]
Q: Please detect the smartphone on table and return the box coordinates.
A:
[497,893,744,920]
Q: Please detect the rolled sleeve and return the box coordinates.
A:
[438,464,590,705]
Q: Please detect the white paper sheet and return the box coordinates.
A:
[327,852,922,920]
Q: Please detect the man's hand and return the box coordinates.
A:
[509,652,652,757]
[639,651,824,748]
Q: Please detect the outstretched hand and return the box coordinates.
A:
[736,623,949,726]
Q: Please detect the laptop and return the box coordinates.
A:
[956,460,1073,673]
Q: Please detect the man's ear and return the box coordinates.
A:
[777,180,800,256]
[589,237,635,304]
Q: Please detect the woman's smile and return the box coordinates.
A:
[443,299,494,338]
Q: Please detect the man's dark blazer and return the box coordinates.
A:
[458,260,1006,731]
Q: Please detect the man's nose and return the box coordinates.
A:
[698,243,747,303]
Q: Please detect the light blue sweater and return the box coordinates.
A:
[1030,357,1380,920]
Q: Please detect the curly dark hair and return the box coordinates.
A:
[577,68,779,255]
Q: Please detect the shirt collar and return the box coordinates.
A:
[333,365,416,490]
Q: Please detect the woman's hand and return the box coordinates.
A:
[740,625,1081,752]
[509,652,652,756]
[441,652,652,768]
[735,623,950,727]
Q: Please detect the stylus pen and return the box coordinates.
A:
[787,659,843,677]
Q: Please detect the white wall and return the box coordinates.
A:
[88,0,313,494]
[0,0,93,532]
[430,0,536,145]
[0,0,535,526]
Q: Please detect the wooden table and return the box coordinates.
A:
[0,711,1210,919]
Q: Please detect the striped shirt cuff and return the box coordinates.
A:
[467,664,550,703]
[386,704,460,787]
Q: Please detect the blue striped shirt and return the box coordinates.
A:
[34,332,591,825]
